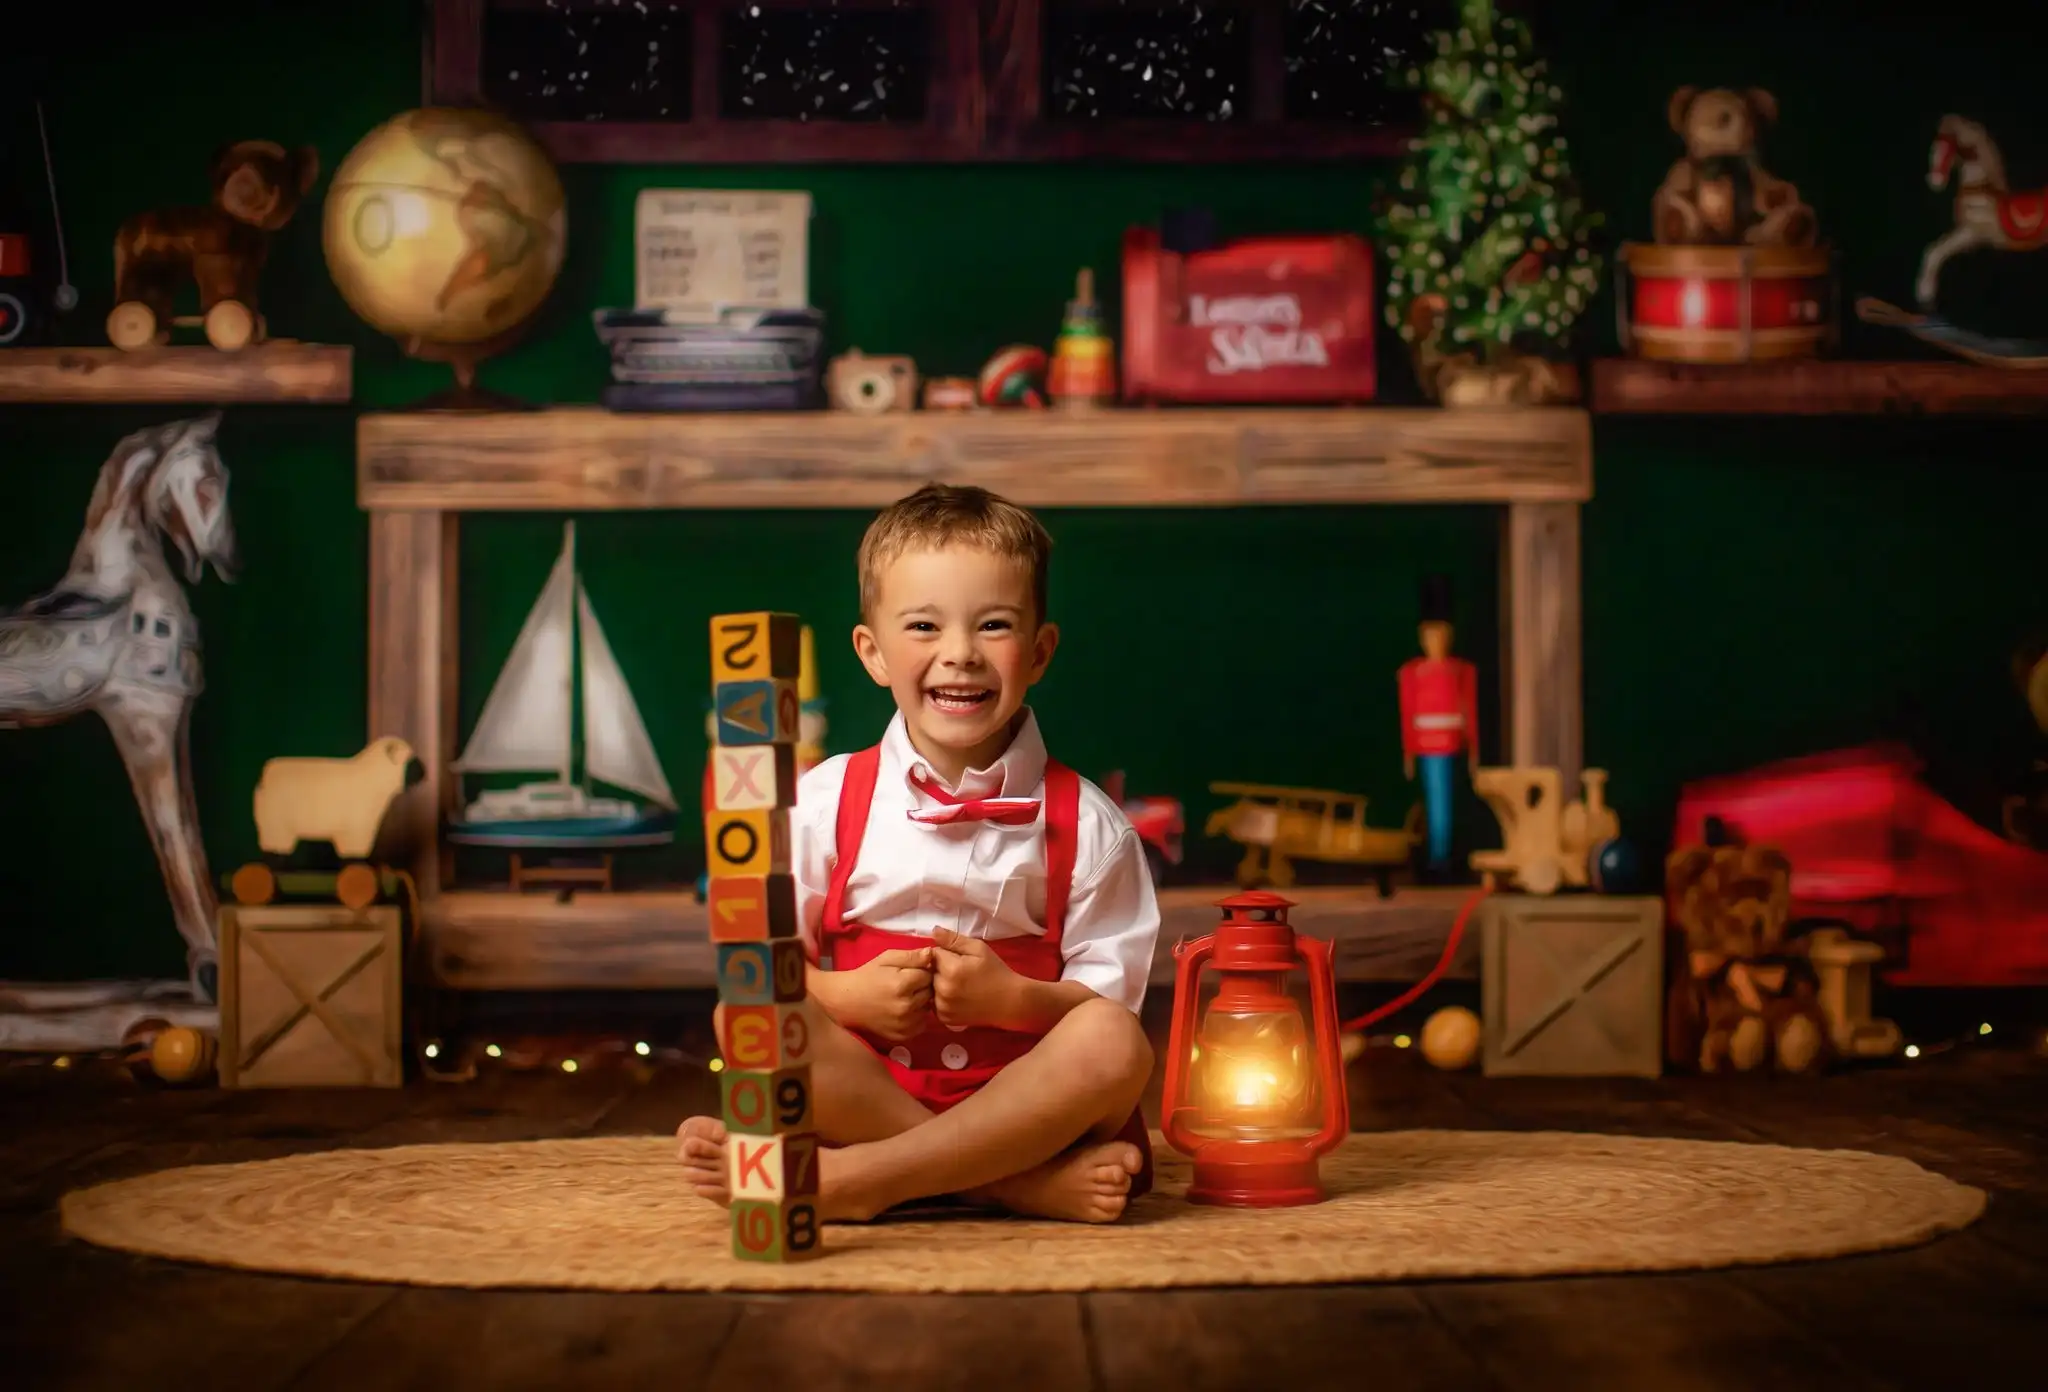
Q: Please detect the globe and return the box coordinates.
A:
[323,107,566,404]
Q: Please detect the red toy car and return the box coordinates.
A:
[1672,743,2048,987]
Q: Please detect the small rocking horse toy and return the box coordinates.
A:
[0,415,238,1044]
[1856,114,2048,365]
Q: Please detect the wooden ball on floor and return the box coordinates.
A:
[1421,1006,1482,1071]
[150,1026,218,1085]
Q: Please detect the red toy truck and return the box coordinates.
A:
[1672,743,2048,987]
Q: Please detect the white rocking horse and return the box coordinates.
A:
[0,414,238,1050]
[1917,115,2048,309]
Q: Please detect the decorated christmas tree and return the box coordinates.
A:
[1376,0,1604,365]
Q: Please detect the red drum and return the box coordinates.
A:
[1618,243,1835,363]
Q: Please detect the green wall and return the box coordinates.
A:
[4,0,2042,981]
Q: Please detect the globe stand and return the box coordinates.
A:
[399,331,538,413]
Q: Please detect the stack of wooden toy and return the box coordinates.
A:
[707,610,823,1263]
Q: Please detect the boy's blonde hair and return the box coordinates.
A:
[858,483,1052,622]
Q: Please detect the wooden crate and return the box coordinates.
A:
[1480,894,1665,1078]
[219,904,404,1088]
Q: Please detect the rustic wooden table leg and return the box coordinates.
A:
[367,509,459,898]
[1502,501,1584,795]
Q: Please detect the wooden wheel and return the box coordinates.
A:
[335,862,380,911]
[1521,856,1563,896]
[204,300,255,351]
[107,301,161,351]
[230,862,277,905]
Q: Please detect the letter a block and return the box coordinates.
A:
[714,678,801,747]
[711,611,803,683]
[706,872,797,942]
[719,1001,813,1072]
[731,1198,821,1263]
[721,1064,815,1136]
[711,743,798,810]
[706,807,790,878]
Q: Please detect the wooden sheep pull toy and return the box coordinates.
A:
[1468,766,1620,895]
[231,736,419,911]
[108,140,319,352]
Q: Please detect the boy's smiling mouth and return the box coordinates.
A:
[925,685,994,715]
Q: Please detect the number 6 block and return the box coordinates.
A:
[731,1198,821,1263]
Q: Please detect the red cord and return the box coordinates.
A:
[1339,885,1491,1035]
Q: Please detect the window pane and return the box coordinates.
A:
[483,0,693,122]
[719,1,929,122]
[1046,0,1248,122]
[1285,0,1434,124]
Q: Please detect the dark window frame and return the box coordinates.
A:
[428,0,1416,163]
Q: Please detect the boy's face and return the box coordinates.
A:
[852,544,1058,777]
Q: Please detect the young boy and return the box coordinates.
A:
[677,483,1160,1224]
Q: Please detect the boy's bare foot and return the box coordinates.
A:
[674,1115,890,1222]
[676,1115,731,1205]
[977,1139,1144,1224]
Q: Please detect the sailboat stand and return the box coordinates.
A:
[446,520,679,892]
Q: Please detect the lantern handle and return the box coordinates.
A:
[1160,934,1216,1158]
[1300,933,1351,1154]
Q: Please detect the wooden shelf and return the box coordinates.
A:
[417,883,1477,993]
[1592,357,2048,416]
[0,344,353,404]
[356,405,1592,512]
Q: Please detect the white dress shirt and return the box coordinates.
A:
[791,708,1160,1014]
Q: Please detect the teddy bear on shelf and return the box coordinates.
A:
[1653,87,1818,248]
[1664,838,1828,1074]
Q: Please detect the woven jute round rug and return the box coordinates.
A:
[59,1130,1984,1293]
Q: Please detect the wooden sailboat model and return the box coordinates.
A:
[448,522,677,849]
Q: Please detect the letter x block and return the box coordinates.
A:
[711,743,798,809]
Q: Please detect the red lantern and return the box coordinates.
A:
[1160,890,1350,1206]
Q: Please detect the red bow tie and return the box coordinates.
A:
[907,774,1040,826]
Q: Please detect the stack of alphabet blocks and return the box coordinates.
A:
[708,610,822,1263]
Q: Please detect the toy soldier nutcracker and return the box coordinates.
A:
[1398,575,1479,877]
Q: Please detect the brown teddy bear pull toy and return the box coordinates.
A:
[1665,838,1830,1073]
[1653,87,1817,247]
[107,140,319,352]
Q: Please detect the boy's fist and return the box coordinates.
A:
[849,946,935,1041]
[930,928,1022,1031]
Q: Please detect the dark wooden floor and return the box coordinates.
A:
[4,1007,2047,1392]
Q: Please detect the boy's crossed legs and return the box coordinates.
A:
[678,995,1154,1223]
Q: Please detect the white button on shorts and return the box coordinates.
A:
[889,1046,913,1067]
[940,1043,970,1070]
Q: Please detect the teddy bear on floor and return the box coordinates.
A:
[1664,838,1828,1074]
[1653,87,1818,247]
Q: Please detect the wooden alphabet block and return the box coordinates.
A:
[721,1064,815,1136]
[717,939,807,1006]
[718,1000,814,1072]
[711,743,798,810]
[711,611,804,684]
[731,1197,822,1263]
[728,1131,821,1202]
[705,807,791,878]
[706,872,798,942]
[714,678,801,747]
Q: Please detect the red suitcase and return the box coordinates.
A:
[1120,227,1378,404]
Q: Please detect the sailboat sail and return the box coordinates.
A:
[453,546,575,777]
[578,589,676,808]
